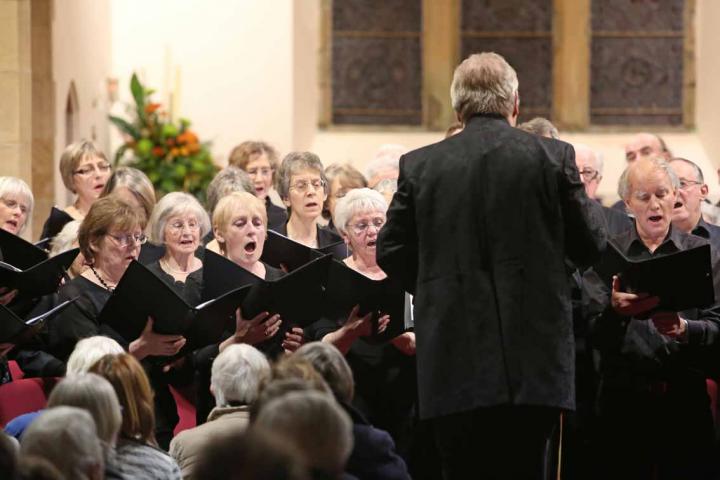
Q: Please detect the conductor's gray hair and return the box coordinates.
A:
[617,156,680,200]
[211,344,271,407]
[451,52,518,122]
[21,406,104,480]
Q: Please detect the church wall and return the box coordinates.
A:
[696,0,720,180]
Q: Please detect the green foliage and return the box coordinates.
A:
[108,73,217,203]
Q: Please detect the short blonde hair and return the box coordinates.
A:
[0,176,34,234]
[228,141,280,183]
[148,192,211,244]
[101,167,156,221]
[78,195,146,262]
[59,140,109,193]
[212,191,267,243]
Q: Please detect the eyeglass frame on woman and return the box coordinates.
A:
[247,167,274,178]
[349,217,386,236]
[579,168,599,182]
[106,232,147,248]
[290,178,326,193]
[73,162,112,177]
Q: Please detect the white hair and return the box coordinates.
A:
[49,220,81,257]
[66,336,124,377]
[211,344,270,407]
[21,406,104,480]
[617,157,680,200]
[255,391,353,476]
[148,191,211,244]
[450,52,518,122]
[365,144,406,182]
[0,176,34,234]
[332,188,388,237]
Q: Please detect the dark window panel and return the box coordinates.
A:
[461,0,552,32]
[592,0,684,32]
[333,0,421,32]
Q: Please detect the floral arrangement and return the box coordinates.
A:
[109,73,217,202]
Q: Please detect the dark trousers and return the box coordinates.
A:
[433,405,560,480]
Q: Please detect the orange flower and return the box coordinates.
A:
[166,138,175,147]
[177,131,198,145]
[152,146,165,157]
[144,103,162,114]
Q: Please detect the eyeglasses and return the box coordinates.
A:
[0,198,29,215]
[579,168,599,181]
[679,179,702,190]
[349,217,386,235]
[167,219,200,233]
[107,233,147,248]
[290,179,326,193]
[247,167,273,178]
[73,162,111,177]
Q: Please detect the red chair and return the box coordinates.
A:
[170,384,197,436]
[0,376,58,427]
[706,378,718,425]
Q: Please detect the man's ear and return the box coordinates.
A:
[701,183,709,199]
[509,92,520,126]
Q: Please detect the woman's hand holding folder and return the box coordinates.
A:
[129,317,187,360]
[219,308,282,353]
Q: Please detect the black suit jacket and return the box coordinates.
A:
[377,114,606,419]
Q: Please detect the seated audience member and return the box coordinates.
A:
[276,152,341,248]
[15,455,63,480]
[516,117,559,139]
[170,344,270,479]
[89,353,181,479]
[322,164,367,233]
[444,122,463,138]
[46,373,124,479]
[228,141,288,231]
[0,431,18,479]
[48,220,85,278]
[40,140,112,239]
[572,143,632,236]
[669,157,720,248]
[193,427,308,480]
[254,390,354,480]
[100,167,156,222]
[311,189,416,450]
[20,406,104,480]
[365,145,405,205]
[292,342,411,480]
[584,157,720,479]
[204,166,253,250]
[6,336,124,440]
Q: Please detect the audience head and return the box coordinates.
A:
[193,427,308,480]
[445,122,464,138]
[212,191,267,267]
[517,117,559,139]
[669,157,708,232]
[0,432,17,480]
[228,141,281,200]
[618,157,679,243]
[292,342,355,404]
[624,132,671,163]
[333,188,387,266]
[59,140,111,204]
[573,143,603,199]
[15,456,64,480]
[100,167,156,222]
[89,353,158,446]
[206,166,254,216]
[49,220,85,278]
[47,373,122,453]
[20,406,104,480]
[0,176,34,236]
[323,163,367,222]
[211,344,271,408]
[78,195,146,269]
[254,391,353,479]
[66,336,124,377]
[250,378,331,423]
[148,191,211,254]
[278,152,328,221]
[451,52,519,125]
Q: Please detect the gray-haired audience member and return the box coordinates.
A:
[170,345,271,480]
[66,336,125,377]
[517,117,559,139]
[0,176,34,236]
[255,390,353,480]
[20,406,104,480]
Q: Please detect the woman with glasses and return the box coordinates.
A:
[228,140,288,231]
[310,188,418,461]
[276,151,343,248]
[40,140,112,240]
[323,163,368,234]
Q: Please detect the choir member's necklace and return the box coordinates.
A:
[90,265,115,292]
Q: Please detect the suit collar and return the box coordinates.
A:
[465,113,511,128]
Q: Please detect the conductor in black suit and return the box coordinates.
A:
[376,52,606,480]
